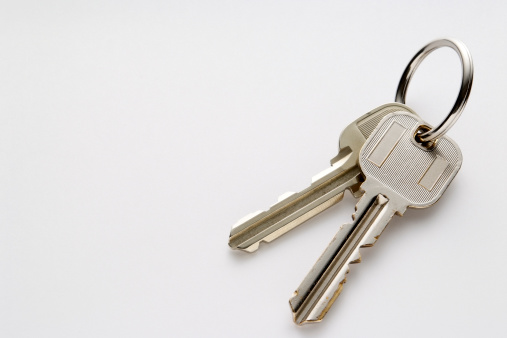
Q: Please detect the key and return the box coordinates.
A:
[228,103,418,252]
[290,111,462,325]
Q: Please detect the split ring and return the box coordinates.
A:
[395,38,474,142]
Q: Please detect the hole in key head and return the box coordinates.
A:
[414,125,438,150]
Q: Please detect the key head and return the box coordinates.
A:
[359,112,462,209]
[331,103,418,166]
[330,103,419,198]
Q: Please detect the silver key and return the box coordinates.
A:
[290,111,462,325]
[228,103,418,252]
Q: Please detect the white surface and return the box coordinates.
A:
[0,1,506,337]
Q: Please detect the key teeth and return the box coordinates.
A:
[243,242,260,252]
[231,190,297,233]
[363,231,382,247]
[277,191,296,203]
[231,210,263,230]
[311,161,344,183]
[350,251,361,264]
[351,191,369,221]
[294,199,391,324]
[292,214,391,325]
[292,274,350,325]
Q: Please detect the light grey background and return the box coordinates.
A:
[1,1,505,337]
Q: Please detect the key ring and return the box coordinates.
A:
[395,38,474,143]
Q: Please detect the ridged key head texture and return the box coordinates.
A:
[359,112,462,208]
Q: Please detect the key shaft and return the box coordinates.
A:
[229,164,362,252]
[290,190,397,324]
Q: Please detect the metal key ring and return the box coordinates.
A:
[395,38,474,143]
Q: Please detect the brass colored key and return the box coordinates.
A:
[229,103,417,252]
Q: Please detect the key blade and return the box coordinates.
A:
[289,192,399,325]
[229,162,362,252]
[228,104,419,253]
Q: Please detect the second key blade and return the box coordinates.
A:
[289,191,397,325]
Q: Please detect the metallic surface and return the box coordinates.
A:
[290,112,462,324]
[395,38,473,142]
[228,103,417,252]
[367,122,406,167]
[418,156,449,191]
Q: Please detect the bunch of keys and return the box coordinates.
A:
[228,38,473,325]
